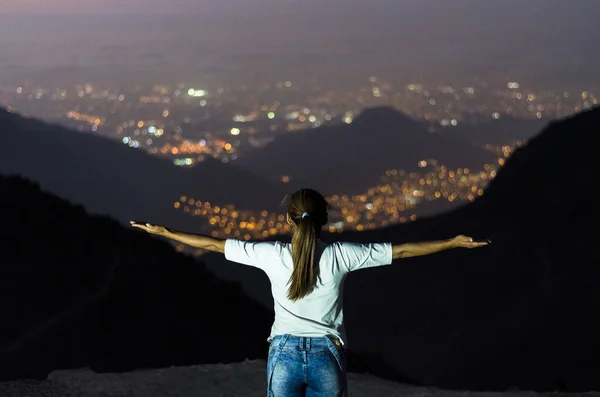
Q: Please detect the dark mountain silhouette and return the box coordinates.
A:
[0,108,286,232]
[339,106,600,392]
[0,174,274,381]
[235,106,497,195]
[204,107,600,391]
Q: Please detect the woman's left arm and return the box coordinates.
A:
[392,235,489,259]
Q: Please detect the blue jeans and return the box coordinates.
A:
[267,334,347,397]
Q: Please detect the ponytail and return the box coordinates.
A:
[287,215,317,301]
[285,188,329,301]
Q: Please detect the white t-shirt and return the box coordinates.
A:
[224,239,393,346]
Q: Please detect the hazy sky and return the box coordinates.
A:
[1,0,284,15]
[0,0,593,16]
[1,0,599,87]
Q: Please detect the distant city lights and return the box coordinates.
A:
[188,88,207,97]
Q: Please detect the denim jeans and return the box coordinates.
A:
[267,334,347,397]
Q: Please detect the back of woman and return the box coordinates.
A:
[225,189,392,396]
[225,239,392,347]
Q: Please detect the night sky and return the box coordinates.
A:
[1,0,598,20]
[1,0,599,89]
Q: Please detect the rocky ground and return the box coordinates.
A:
[2,360,600,397]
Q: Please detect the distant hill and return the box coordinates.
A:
[235,107,498,194]
[204,107,600,391]
[0,108,286,231]
[0,175,272,380]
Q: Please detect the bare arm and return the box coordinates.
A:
[130,221,225,253]
[392,235,489,260]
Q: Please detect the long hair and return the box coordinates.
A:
[285,188,329,301]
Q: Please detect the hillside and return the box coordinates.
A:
[0,108,286,232]
[337,106,600,391]
[0,175,272,380]
[235,107,497,194]
[204,107,600,391]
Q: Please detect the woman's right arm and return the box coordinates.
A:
[130,221,225,253]
[392,235,489,259]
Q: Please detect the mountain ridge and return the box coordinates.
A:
[235,106,498,194]
[0,108,286,231]
[4,104,600,390]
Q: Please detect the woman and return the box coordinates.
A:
[131,188,488,396]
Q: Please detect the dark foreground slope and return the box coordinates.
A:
[0,175,272,380]
[339,106,600,391]
[205,107,600,391]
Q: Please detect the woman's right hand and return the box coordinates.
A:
[130,221,169,235]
